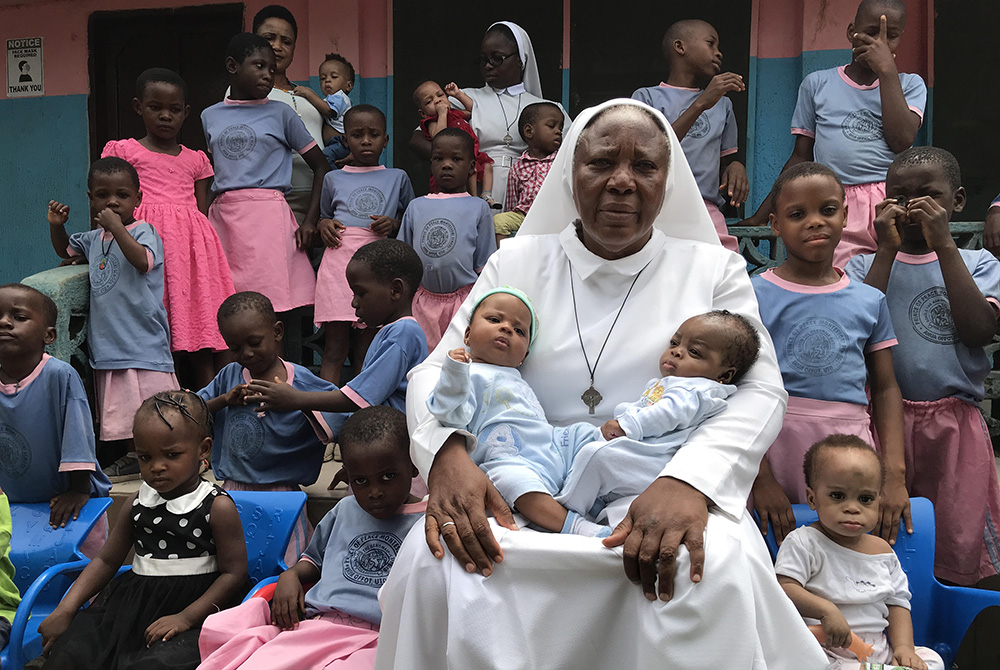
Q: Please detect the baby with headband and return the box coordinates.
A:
[427,288,758,536]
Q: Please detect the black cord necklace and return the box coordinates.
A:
[568,258,651,414]
[99,234,114,270]
[495,92,522,146]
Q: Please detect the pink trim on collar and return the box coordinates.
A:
[760,268,849,294]
[242,358,295,384]
[426,192,471,199]
[658,82,700,92]
[895,251,938,265]
[837,65,879,90]
[224,97,269,105]
[100,220,144,241]
[0,353,49,394]
[342,165,386,173]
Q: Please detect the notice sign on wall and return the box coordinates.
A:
[7,37,43,97]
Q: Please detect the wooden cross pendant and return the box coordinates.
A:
[582,385,603,415]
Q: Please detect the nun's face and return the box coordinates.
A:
[572,108,670,260]
[480,32,523,89]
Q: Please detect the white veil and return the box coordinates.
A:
[518,98,719,246]
[488,21,543,99]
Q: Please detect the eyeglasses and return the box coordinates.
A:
[479,52,518,68]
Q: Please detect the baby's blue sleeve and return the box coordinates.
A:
[616,381,730,441]
[426,356,477,428]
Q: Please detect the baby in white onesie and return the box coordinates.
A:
[775,434,944,669]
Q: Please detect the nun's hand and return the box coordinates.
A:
[604,476,708,602]
[425,437,518,576]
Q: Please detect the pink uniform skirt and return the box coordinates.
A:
[766,396,873,504]
[837,181,885,268]
[704,200,739,254]
[94,368,179,441]
[903,397,1000,585]
[209,189,316,313]
[315,227,383,325]
[199,598,379,670]
[412,284,473,353]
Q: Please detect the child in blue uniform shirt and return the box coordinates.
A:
[247,240,427,490]
[846,147,1000,586]
[48,157,179,478]
[632,19,747,252]
[198,291,346,490]
[0,283,110,530]
[314,105,415,384]
[199,291,346,561]
[248,239,427,417]
[400,128,497,351]
[746,0,926,268]
[198,406,425,670]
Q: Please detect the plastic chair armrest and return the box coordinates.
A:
[245,576,280,602]
[6,559,90,670]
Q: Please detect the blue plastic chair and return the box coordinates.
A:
[4,490,306,668]
[2,498,113,670]
[762,496,1000,666]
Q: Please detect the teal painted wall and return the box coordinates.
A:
[748,48,930,212]
[0,95,91,284]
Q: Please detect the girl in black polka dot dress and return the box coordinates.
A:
[38,390,249,670]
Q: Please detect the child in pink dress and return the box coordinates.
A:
[102,68,235,390]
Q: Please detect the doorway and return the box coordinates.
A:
[391,7,564,194]
[569,1,752,217]
[933,0,1000,218]
[89,4,244,160]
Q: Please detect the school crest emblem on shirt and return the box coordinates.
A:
[218,124,257,160]
[419,218,457,258]
[0,424,32,478]
[347,186,386,218]
[90,252,121,297]
[343,531,402,586]
[784,316,849,376]
[841,109,883,143]
[687,114,711,139]
[224,409,265,460]
[909,287,957,344]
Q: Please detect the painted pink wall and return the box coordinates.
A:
[754,0,930,79]
[0,0,390,100]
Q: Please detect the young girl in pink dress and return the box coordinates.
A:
[102,68,235,389]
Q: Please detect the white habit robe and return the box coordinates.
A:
[375,99,829,670]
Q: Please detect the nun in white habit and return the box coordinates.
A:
[410,21,569,209]
[375,99,828,670]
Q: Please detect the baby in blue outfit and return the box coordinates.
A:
[427,288,760,537]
